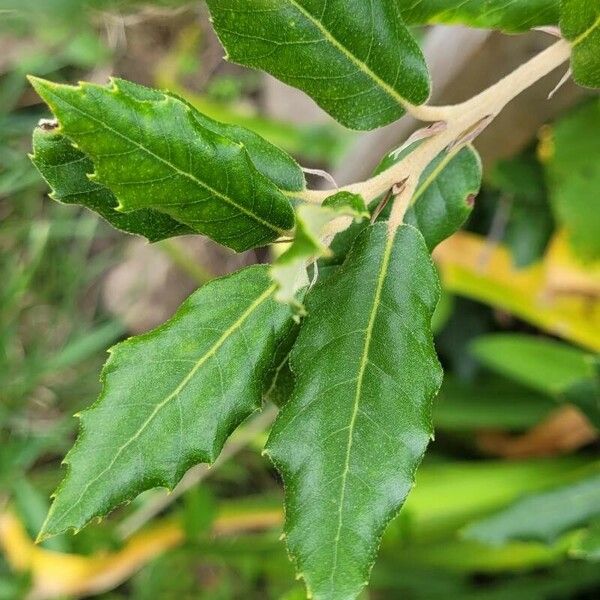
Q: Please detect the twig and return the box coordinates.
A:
[294,40,572,236]
[332,27,491,185]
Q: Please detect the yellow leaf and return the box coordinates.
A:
[434,231,600,351]
[0,506,281,599]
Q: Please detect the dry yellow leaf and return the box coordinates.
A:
[434,231,600,351]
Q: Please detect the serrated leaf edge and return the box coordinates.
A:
[209,0,430,129]
[28,76,293,241]
[29,128,191,243]
[38,266,278,542]
[264,224,442,599]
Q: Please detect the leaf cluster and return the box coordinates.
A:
[25,1,600,598]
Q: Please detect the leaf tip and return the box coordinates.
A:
[27,75,58,103]
[26,73,45,89]
[34,531,48,544]
[36,512,60,544]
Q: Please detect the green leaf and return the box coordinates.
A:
[435,375,555,431]
[571,520,600,561]
[490,149,554,268]
[463,470,600,545]
[322,145,481,274]
[400,147,481,252]
[322,191,369,215]
[471,334,595,395]
[470,333,600,427]
[561,0,600,88]
[562,361,600,429]
[39,265,292,540]
[272,193,368,304]
[400,0,560,32]
[29,77,296,252]
[205,0,430,130]
[265,223,442,599]
[113,78,305,193]
[263,321,301,408]
[31,127,192,242]
[543,99,600,260]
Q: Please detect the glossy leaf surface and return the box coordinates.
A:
[400,147,481,251]
[113,78,305,193]
[39,266,292,540]
[266,223,442,599]
[206,0,430,130]
[29,77,295,252]
[323,145,481,276]
[31,127,192,242]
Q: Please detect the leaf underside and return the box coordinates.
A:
[39,266,292,540]
[206,0,430,130]
[31,128,193,242]
[29,77,296,252]
[266,223,442,600]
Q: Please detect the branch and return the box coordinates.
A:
[296,40,572,234]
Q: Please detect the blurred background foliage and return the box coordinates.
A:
[0,1,599,599]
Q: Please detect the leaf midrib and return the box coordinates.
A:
[410,149,458,207]
[287,0,413,108]
[572,13,600,47]
[41,282,277,535]
[43,85,287,236]
[329,230,395,590]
